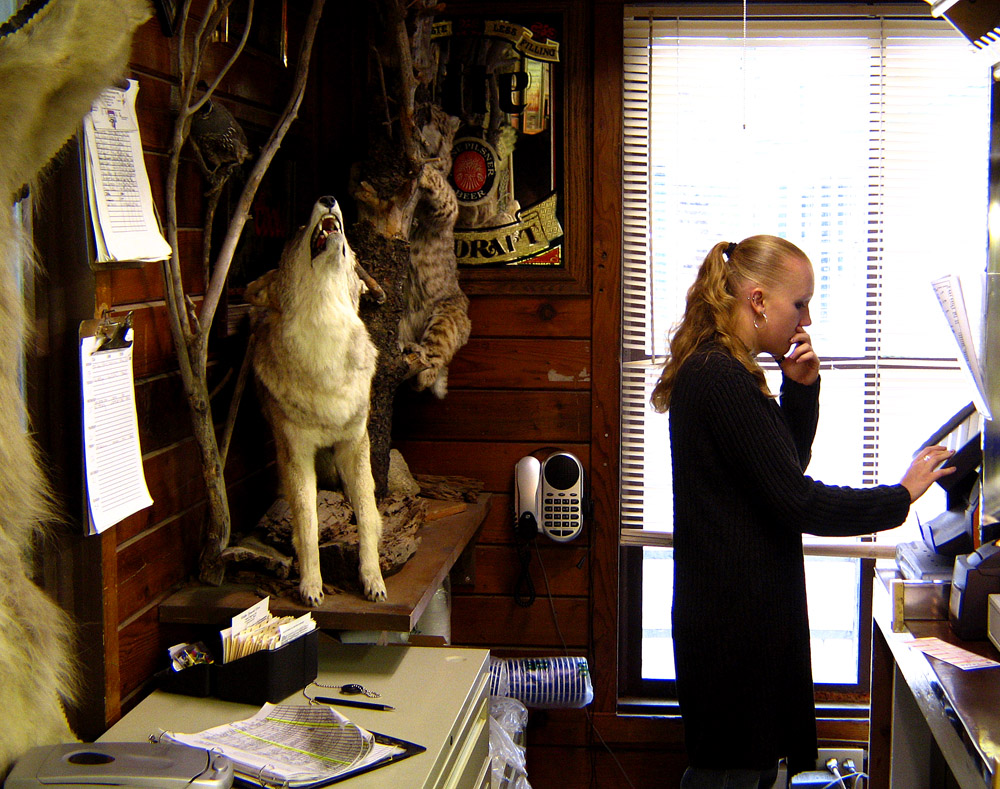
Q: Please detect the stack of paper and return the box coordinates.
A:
[82,80,171,265]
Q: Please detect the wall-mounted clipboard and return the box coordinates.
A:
[79,311,153,534]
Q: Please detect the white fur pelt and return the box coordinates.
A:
[247,197,387,606]
[0,0,150,775]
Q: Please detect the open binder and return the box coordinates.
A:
[159,703,425,788]
[232,731,426,789]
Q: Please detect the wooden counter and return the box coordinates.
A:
[870,569,1000,788]
[159,494,491,633]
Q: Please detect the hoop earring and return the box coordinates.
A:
[753,311,767,331]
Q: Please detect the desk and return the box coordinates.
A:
[100,635,492,789]
[869,572,1000,788]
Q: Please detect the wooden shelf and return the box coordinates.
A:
[159,494,491,633]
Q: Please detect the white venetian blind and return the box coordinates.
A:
[621,8,991,542]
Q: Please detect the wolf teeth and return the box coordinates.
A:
[310,213,340,257]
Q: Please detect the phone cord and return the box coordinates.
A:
[513,535,536,607]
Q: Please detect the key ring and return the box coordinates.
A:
[311,681,381,698]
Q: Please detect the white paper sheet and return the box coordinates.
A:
[82,80,171,264]
[81,330,153,534]
[932,274,992,420]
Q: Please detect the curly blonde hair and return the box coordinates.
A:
[650,235,809,412]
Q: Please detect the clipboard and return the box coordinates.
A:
[79,310,153,534]
[230,731,426,788]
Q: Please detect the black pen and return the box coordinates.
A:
[315,696,395,711]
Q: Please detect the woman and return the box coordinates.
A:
[652,236,954,788]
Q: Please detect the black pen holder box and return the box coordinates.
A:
[155,662,213,697]
[211,629,319,705]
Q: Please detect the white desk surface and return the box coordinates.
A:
[99,635,491,788]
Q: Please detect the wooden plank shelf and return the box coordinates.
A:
[158,494,491,633]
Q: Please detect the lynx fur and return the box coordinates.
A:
[0,0,150,774]
[400,109,471,398]
[247,197,386,606]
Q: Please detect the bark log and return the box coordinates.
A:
[351,0,446,496]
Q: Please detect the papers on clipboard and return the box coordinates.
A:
[82,79,171,265]
[80,312,152,534]
[160,703,425,788]
[932,274,992,421]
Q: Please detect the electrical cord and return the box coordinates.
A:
[513,525,536,607]
[816,772,867,789]
[531,541,637,789]
[825,757,848,789]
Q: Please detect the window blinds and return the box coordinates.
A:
[621,7,990,542]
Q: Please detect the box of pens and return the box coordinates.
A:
[161,597,318,705]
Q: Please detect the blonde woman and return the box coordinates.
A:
[654,236,954,788]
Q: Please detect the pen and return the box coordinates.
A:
[315,696,395,711]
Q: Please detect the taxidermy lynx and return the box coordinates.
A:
[400,110,471,398]
[0,0,150,773]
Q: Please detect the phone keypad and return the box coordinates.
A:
[542,491,582,539]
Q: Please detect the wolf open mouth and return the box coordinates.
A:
[310,212,341,258]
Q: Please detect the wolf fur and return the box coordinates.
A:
[0,0,150,775]
[248,197,387,606]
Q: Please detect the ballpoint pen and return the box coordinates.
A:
[315,696,395,711]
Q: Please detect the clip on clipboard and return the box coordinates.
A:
[80,309,152,534]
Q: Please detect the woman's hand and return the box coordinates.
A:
[779,327,820,386]
[901,445,956,503]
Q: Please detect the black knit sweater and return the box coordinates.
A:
[669,343,911,774]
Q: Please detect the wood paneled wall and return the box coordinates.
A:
[28,1,692,785]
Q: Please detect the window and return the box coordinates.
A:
[620,6,991,695]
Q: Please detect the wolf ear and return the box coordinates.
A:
[245,269,278,308]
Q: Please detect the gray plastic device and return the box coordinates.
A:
[5,741,234,789]
[514,451,585,542]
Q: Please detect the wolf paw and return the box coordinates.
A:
[361,569,387,602]
[299,578,324,608]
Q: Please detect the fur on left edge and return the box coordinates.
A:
[0,0,151,775]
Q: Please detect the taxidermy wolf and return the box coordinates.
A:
[0,0,150,774]
[247,196,387,606]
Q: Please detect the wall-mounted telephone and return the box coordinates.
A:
[514,450,585,542]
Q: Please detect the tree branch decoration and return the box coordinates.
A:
[162,0,326,584]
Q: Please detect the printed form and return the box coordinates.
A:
[81,328,152,534]
[932,274,992,420]
[164,704,402,787]
[82,79,171,264]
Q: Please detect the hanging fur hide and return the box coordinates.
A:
[0,0,150,775]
